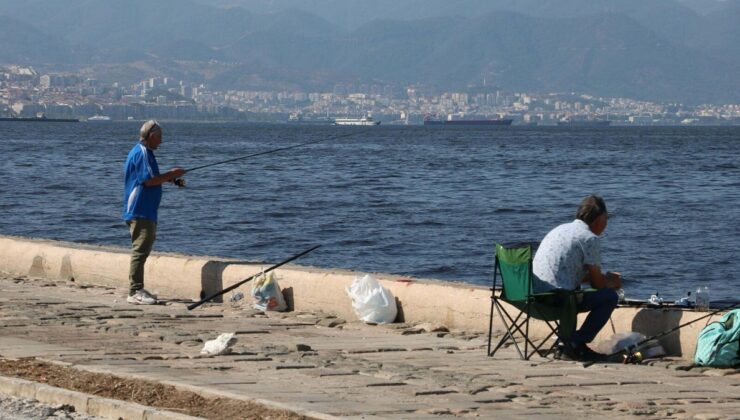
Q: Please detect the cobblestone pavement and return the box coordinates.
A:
[0,394,102,419]
[1,274,739,419]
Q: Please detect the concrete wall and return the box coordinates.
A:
[0,235,724,359]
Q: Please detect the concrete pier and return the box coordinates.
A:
[1,273,739,419]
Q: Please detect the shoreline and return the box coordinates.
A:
[0,234,728,359]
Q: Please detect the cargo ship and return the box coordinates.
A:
[423,116,513,126]
[334,116,381,126]
[0,113,78,123]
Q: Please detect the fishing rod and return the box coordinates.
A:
[187,244,321,310]
[173,128,372,186]
[584,300,740,367]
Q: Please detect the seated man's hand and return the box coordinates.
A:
[605,271,622,289]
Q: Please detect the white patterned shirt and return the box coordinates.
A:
[533,219,601,291]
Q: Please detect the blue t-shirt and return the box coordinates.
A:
[122,142,162,222]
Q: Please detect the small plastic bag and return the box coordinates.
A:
[346,274,397,324]
[251,271,287,312]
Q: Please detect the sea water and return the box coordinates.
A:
[1,122,738,302]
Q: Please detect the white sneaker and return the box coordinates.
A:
[126,289,157,305]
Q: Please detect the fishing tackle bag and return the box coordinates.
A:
[694,309,740,367]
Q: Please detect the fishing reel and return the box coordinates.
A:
[173,178,186,188]
[622,349,643,364]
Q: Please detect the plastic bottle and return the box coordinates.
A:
[695,286,710,311]
[673,291,692,307]
[616,288,626,303]
[229,291,245,307]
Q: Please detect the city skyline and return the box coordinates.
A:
[2,64,738,125]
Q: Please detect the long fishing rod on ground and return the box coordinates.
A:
[173,128,373,186]
[583,300,740,367]
[187,244,321,311]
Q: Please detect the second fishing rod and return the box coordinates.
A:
[583,300,740,367]
[171,128,373,187]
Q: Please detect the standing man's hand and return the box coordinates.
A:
[169,167,186,180]
[144,167,187,187]
[170,167,187,187]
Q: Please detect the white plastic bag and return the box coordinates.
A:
[251,271,287,312]
[594,332,666,359]
[346,274,397,324]
[200,333,237,356]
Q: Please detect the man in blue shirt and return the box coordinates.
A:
[533,195,621,361]
[123,120,185,304]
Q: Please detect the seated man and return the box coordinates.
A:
[533,195,621,361]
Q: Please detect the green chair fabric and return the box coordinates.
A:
[496,243,531,302]
[487,242,579,360]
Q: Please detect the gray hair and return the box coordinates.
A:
[139,119,161,140]
[575,195,607,224]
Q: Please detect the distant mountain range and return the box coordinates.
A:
[0,0,738,104]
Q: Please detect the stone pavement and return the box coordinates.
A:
[1,274,739,419]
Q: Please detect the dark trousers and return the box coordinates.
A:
[570,288,619,345]
[127,219,156,295]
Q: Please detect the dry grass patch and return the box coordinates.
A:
[0,358,311,420]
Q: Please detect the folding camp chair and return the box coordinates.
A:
[486,242,578,360]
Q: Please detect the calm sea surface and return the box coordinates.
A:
[1,122,738,302]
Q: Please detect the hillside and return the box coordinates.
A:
[0,0,737,103]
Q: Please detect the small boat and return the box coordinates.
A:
[87,115,111,122]
[334,116,381,126]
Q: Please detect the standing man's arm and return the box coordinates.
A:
[143,168,186,187]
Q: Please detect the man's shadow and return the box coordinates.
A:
[630,307,683,356]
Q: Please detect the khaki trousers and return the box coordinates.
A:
[127,219,157,295]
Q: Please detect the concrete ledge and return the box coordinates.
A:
[0,235,725,359]
[0,235,493,331]
[0,375,200,420]
[35,385,91,412]
[70,363,340,420]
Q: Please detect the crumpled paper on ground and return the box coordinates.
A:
[200,333,237,356]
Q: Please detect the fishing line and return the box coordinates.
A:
[170,127,373,187]
[184,127,373,173]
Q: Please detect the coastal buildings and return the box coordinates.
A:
[1,65,738,125]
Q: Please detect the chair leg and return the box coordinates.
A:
[529,305,566,358]
[491,299,527,359]
[491,299,562,360]
[531,325,559,357]
[490,300,517,357]
[492,301,544,360]
[524,301,531,359]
